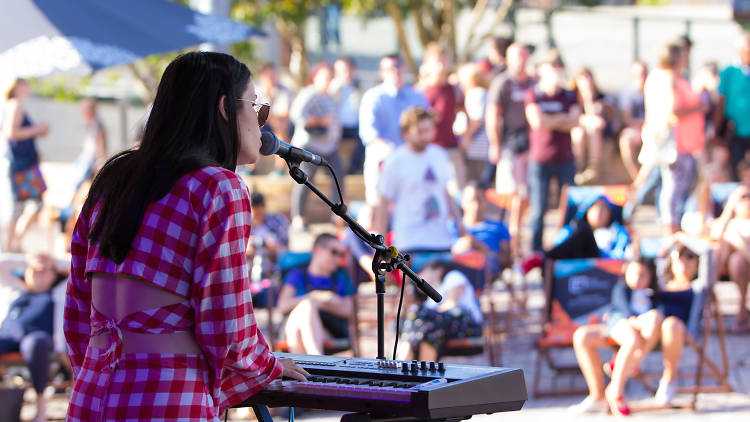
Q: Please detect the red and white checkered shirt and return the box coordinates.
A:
[64,166,282,421]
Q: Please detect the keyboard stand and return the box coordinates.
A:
[252,405,273,422]
[340,412,472,422]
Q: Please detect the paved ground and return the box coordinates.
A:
[28,235,750,421]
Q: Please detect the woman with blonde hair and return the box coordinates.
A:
[635,42,706,234]
[2,78,50,252]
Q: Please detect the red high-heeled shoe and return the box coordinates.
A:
[606,394,631,416]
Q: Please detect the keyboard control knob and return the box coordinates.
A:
[429,361,436,371]
[437,362,446,372]
[402,362,410,373]
[410,362,418,373]
[420,361,427,371]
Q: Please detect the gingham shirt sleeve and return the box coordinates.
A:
[190,170,282,412]
[64,207,93,377]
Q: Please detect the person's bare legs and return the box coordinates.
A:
[572,324,609,400]
[585,127,603,174]
[728,251,750,328]
[34,394,48,422]
[628,309,664,370]
[571,126,587,173]
[284,298,327,355]
[660,316,686,383]
[619,127,642,181]
[5,217,19,251]
[10,205,41,251]
[606,320,641,400]
[509,195,528,259]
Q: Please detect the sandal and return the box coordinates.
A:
[605,391,631,416]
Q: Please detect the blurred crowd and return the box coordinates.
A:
[1,28,749,420]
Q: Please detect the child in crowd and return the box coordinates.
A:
[399,260,483,361]
[570,257,661,416]
[451,182,511,275]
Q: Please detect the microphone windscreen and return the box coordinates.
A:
[259,131,279,156]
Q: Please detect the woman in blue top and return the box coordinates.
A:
[653,241,700,406]
[2,78,50,252]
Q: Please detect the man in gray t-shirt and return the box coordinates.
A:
[485,43,534,257]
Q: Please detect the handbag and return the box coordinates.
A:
[643,125,677,166]
[10,165,47,201]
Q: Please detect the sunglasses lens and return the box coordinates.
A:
[257,104,270,128]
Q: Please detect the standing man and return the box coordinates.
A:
[374,107,463,271]
[524,52,581,252]
[256,62,295,174]
[486,43,534,256]
[487,36,514,79]
[359,55,429,205]
[330,56,364,174]
[421,42,463,190]
[717,31,750,181]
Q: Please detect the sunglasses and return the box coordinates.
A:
[328,247,346,257]
[236,99,270,127]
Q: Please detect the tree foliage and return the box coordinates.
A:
[232,0,337,85]
[344,0,521,74]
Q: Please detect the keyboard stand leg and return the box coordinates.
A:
[341,413,468,422]
[252,405,273,422]
[341,413,371,422]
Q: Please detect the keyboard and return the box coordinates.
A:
[238,353,527,420]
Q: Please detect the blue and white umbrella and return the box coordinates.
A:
[0,0,264,78]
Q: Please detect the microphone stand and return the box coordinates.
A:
[283,157,441,360]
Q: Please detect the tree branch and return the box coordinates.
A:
[441,0,456,63]
[461,0,490,62]
[462,0,516,61]
[127,63,157,104]
[386,2,418,76]
[412,5,431,47]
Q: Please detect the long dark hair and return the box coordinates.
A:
[85,52,252,263]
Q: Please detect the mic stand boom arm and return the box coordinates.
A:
[284,159,441,360]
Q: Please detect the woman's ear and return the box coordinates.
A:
[218,95,228,121]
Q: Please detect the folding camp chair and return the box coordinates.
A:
[533,258,625,397]
[484,189,530,314]
[556,184,629,233]
[632,236,732,409]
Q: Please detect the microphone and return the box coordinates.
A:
[260,131,328,166]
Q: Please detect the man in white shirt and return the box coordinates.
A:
[359,55,429,205]
[374,107,463,271]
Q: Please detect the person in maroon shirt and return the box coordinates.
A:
[524,51,582,252]
[421,42,464,190]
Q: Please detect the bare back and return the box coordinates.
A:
[89,273,201,354]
